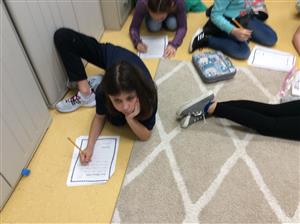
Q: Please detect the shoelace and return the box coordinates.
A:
[191,111,206,123]
[197,32,205,41]
[66,94,81,105]
[88,80,99,92]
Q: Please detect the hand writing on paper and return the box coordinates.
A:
[137,42,148,53]
[164,44,176,58]
[80,147,93,165]
[231,28,252,42]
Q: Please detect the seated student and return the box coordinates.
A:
[189,0,278,60]
[293,26,300,55]
[130,0,187,58]
[176,91,300,141]
[54,28,158,164]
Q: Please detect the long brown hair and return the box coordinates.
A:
[147,0,175,13]
[99,61,157,120]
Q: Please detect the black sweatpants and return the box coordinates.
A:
[213,100,300,140]
[53,28,151,81]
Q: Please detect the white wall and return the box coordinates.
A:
[0,4,51,208]
[5,0,104,107]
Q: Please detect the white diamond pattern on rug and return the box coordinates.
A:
[247,137,300,218]
[199,160,280,223]
[113,59,300,223]
[118,152,186,223]
[171,122,236,203]
[124,127,161,174]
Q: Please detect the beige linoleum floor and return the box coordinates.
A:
[1,0,299,223]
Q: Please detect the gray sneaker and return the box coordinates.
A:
[176,90,214,121]
[176,91,214,120]
[56,91,96,113]
[67,75,103,91]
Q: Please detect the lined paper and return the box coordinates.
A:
[66,136,119,186]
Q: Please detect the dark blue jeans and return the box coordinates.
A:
[145,14,177,32]
[207,16,277,59]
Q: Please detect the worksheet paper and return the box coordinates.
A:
[138,35,168,59]
[247,46,296,72]
[66,136,119,186]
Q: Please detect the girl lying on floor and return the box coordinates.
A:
[54,28,158,164]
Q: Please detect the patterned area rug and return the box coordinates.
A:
[112,59,300,223]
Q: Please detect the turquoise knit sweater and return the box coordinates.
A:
[211,0,253,34]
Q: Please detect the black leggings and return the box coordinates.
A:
[213,100,300,140]
[53,28,150,81]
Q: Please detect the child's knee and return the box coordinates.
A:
[146,21,162,32]
[266,32,278,47]
[54,28,72,47]
[232,48,251,60]
[165,16,177,31]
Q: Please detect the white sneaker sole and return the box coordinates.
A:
[180,114,191,128]
[82,101,96,107]
[176,90,214,120]
[56,99,96,113]
[189,27,204,53]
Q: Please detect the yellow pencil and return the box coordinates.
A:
[232,19,244,29]
[67,137,82,152]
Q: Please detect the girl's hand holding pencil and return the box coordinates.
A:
[79,149,93,165]
[232,19,243,29]
[67,137,93,165]
[231,27,252,42]
[231,18,252,42]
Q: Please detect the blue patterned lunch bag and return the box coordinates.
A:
[192,51,236,83]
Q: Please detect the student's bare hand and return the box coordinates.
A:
[126,99,140,120]
[164,45,176,58]
[137,42,148,53]
[231,28,252,42]
[80,148,93,165]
